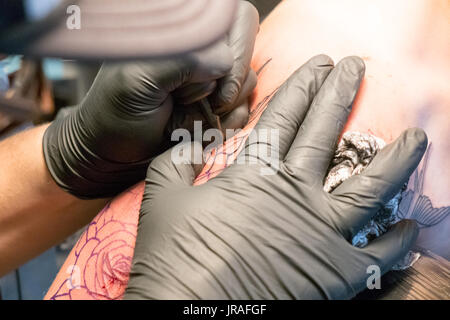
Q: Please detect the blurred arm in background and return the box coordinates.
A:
[0,124,108,276]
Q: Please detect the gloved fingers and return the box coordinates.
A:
[212,1,259,108]
[248,55,334,161]
[221,102,250,132]
[284,57,365,185]
[330,128,427,240]
[215,69,257,115]
[145,141,204,189]
[137,41,233,96]
[174,68,255,118]
[187,41,234,83]
[174,81,217,105]
[354,219,419,275]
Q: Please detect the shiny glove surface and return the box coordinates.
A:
[43,1,259,199]
[125,55,427,299]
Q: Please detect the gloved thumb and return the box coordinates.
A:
[144,141,204,190]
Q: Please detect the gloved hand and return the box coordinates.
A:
[124,55,428,300]
[168,0,260,135]
[43,1,259,199]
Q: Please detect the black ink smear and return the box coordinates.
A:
[398,143,450,228]
[256,58,273,76]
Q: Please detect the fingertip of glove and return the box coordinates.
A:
[309,54,334,68]
[403,127,428,151]
[394,128,428,167]
[339,56,366,78]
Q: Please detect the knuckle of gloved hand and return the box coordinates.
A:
[114,63,143,86]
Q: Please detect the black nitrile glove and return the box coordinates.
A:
[170,0,259,134]
[43,1,259,199]
[124,55,428,300]
[176,1,259,114]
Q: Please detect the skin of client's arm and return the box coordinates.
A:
[0,124,108,276]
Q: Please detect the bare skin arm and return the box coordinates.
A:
[0,124,108,276]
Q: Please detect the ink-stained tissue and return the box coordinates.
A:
[324,131,420,270]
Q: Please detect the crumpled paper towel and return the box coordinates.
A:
[324,131,420,270]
